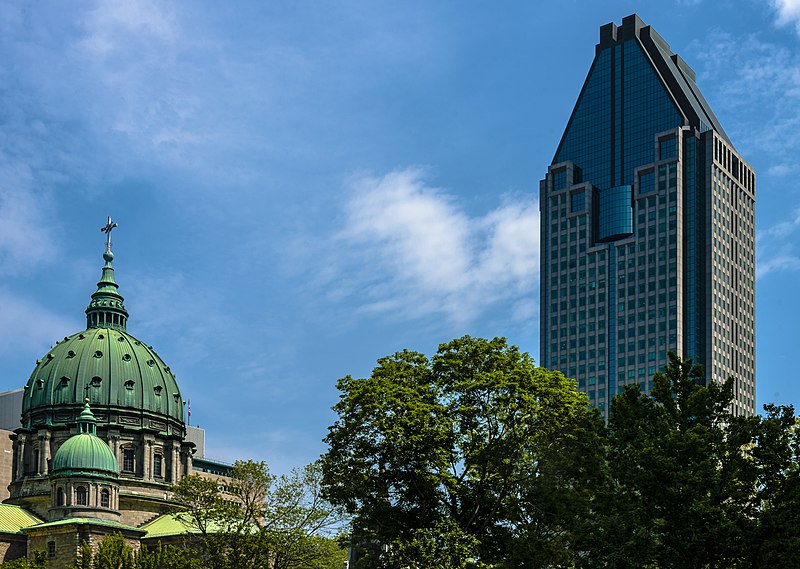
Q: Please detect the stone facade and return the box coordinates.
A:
[25,522,143,569]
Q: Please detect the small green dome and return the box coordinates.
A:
[52,403,119,478]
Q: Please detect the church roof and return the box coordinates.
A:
[140,513,254,539]
[0,505,42,535]
[140,513,203,539]
[24,517,144,535]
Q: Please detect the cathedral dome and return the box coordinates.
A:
[52,403,118,478]
[23,327,184,426]
[21,221,185,433]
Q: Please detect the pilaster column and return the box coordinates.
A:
[144,438,153,480]
[172,445,180,481]
[36,435,45,476]
[13,435,25,481]
[42,432,52,474]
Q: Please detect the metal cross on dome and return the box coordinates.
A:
[101,216,118,252]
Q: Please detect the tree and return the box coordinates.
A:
[589,352,758,569]
[743,404,800,568]
[1,551,46,569]
[170,460,347,569]
[321,336,603,568]
[68,534,198,569]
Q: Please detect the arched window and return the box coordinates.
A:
[76,486,87,506]
[56,487,64,506]
[100,489,110,508]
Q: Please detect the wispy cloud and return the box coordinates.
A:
[78,0,177,56]
[772,0,800,35]
[757,207,800,278]
[323,168,538,326]
[691,32,800,175]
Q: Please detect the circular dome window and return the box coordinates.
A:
[67,351,76,358]
[94,350,103,358]
[122,354,131,362]
[91,376,102,387]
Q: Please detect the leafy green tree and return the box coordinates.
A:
[590,352,757,569]
[322,336,602,568]
[1,551,46,569]
[69,534,198,569]
[743,404,800,568]
[171,460,346,569]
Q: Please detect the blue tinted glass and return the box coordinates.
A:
[555,49,613,189]
[660,137,677,160]
[553,170,566,190]
[598,185,633,241]
[639,171,654,193]
[621,41,682,184]
[571,191,585,212]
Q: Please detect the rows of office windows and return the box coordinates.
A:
[707,161,756,413]
[545,159,681,395]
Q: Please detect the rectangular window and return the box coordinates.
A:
[571,191,586,212]
[659,137,677,160]
[553,170,567,190]
[154,454,163,478]
[123,449,135,473]
[48,541,56,559]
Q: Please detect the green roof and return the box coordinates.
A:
[25,517,143,534]
[52,403,119,477]
[140,513,250,539]
[23,325,185,427]
[0,505,42,535]
[140,513,203,539]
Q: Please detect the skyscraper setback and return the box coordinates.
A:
[540,14,756,417]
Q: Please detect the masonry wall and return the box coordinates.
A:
[0,536,27,564]
[0,429,14,502]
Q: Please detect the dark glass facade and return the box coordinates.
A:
[598,185,633,241]
[540,14,756,417]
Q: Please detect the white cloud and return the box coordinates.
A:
[757,253,800,279]
[331,168,539,325]
[692,32,800,166]
[757,207,800,278]
[78,0,177,56]
[772,0,800,34]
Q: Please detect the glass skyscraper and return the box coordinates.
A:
[540,14,756,417]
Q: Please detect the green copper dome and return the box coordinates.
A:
[23,327,184,426]
[52,402,119,478]
[22,228,185,432]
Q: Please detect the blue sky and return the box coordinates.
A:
[1,0,799,473]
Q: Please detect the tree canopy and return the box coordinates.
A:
[322,336,603,567]
[322,339,800,569]
[170,460,347,569]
